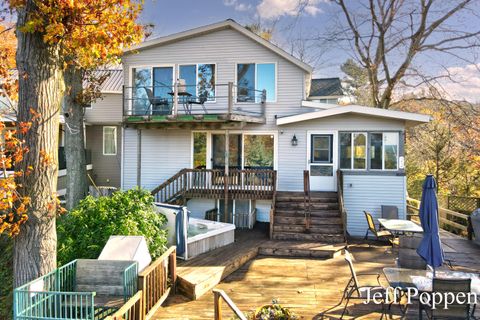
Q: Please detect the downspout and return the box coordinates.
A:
[224,130,229,222]
[137,128,142,187]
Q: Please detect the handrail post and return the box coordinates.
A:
[173,80,178,117]
[214,290,222,320]
[169,248,177,294]
[227,82,233,117]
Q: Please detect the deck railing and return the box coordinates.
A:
[151,168,277,204]
[213,289,247,320]
[137,246,177,320]
[105,291,143,320]
[336,170,348,242]
[407,197,473,239]
[123,82,266,120]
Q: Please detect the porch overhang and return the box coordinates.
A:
[277,104,432,127]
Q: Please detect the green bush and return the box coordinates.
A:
[57,188,167,265]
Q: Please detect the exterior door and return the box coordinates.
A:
[308,132,337,191]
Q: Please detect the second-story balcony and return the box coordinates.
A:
[123,82,267,125]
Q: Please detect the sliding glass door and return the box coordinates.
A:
[132,66,173,115]
[211,134,242,169]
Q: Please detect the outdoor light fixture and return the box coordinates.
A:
[291,134,298,146]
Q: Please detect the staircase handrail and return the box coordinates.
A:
[336,169,347,242]
[213,289,247,320]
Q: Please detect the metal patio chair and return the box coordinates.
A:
[364,211,394,243]
[144,87,170,115]
[337,250,389,319]
[420,278,475,319]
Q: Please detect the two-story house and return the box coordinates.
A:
[85,19,430,240]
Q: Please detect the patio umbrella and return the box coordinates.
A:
[416,174,444,270]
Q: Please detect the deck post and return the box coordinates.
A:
[227,82,233,117]
[173,78,178,117]
[224,130,229,223]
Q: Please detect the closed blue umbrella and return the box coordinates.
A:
[416,175,444,269]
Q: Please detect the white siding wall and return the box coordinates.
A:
[277,114,406,191]
[122,128,138,189]
[123,28,307,128]
[85,93,122,124]
[186,199,216,219]
[343,175,407,237]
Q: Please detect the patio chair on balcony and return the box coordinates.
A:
[364,211,394,244]
[419,278,474,319]
[187,91,208,114]
[337,250,388,319]
[144,87,170,115]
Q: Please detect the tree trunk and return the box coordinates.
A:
[13,0,63,287]
[64,66,88,210]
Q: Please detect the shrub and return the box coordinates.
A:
[57,188,167,265]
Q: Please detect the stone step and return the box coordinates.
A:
[273,224,343,234]
[275,209,341,218]
[272,232,345,243]
[274,216,342,225]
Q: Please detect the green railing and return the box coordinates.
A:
[13,260,138,320]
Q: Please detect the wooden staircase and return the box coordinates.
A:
[272,191,345,243]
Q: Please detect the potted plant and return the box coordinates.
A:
[246,299,298,320]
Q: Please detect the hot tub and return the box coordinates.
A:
[155,203,235,260]
[187,218,235,259]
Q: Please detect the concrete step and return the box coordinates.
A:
[272,232,345,243]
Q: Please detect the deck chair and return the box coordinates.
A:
[188,91,208,114]
[144,87,170,115]
[337,250,388,319]
[364,211,394,243]
[381,205,399,219]
[420,278,474,319]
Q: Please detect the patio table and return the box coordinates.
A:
[379,218,423,236]
[383,267,480,318]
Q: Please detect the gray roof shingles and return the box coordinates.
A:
[309,77,343,97]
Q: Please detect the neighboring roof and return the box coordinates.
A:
[89,69,123,93]
[309,78,343,97]
[125,19,313,73]
[276,104,431,127]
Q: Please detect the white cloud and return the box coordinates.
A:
[223,0,252,12]
[439,64,480,102]
[256,0,324,20]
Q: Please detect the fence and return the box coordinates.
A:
[407,197,473,239]
[447,195,480,214]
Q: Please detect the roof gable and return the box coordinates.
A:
[125,19,313,73]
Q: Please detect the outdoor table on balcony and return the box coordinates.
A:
[383,267,480,318]
[168,91,194,114]
[379,218,423,236]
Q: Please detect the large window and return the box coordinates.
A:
[244,135,274,169]
[179,64,216,101]
[370,132,399,170]
[103,126,117,156]
[236,63,276,102]
[339,132,366,170]
[132,66,173,114]
[193,132,207,168]
[340,131,400,170]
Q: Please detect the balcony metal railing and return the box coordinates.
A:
[122,82,266,121]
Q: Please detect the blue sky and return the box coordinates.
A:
[139,0,480,101]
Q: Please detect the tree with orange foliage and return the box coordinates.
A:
[2,0,144,289]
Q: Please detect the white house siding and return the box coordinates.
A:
[122,128,139,189]
[277,114,406,191]
[85,93,123,124]
[186,199,216,219]
[122,28,307,128]
[343,175,407,237]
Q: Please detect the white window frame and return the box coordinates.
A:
[179,63,217,103]
[103,126,117,156]
[190,130,278,170]
[339,132,367,171]
[235,62,277,103]
[369,132,399,171]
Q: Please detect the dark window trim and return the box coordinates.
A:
[311,134,333,164]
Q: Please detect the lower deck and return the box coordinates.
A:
[155,231,480,319]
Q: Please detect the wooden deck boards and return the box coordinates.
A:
[155,230,480,319]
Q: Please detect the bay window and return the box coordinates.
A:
[236,63,276,102]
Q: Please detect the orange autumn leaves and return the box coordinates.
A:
[12,0,144,69]
[0,121,31,237]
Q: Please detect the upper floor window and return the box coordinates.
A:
[103,126,117,156]
[236,63,276,103]
[179,64,216,101]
